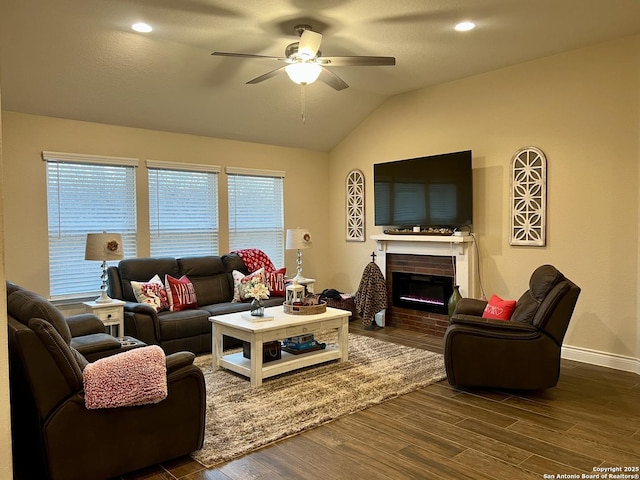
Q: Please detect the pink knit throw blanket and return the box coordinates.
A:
[83,345,167,409]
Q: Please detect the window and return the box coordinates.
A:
[147,160,220,257]
[44,151,138,299]
[227,167,285,267]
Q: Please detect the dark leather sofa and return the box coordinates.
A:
[444,264,581,390]
[6,281,206,480]
[107,253,284,354]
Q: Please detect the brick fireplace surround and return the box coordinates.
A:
[386,254,455,336]
[371,234,477,336]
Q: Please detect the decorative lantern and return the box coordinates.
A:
[285,282,305,305]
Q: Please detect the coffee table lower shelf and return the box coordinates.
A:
[219,345,342,381]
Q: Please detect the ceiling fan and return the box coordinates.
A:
[212,24,396,91]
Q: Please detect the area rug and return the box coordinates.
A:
[190,333,446,467]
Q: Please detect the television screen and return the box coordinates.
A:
[374,150,473,229]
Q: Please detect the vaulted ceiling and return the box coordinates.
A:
[2,0,640,152]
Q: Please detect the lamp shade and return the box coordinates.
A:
[85,232,124,261]
[285,62,322,85]
[285,229,311,250]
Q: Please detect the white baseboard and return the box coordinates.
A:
[562,344,640,374]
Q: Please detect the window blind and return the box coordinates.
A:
[227,167,285,268]
[148,161,220,257]
[44,152,138,299]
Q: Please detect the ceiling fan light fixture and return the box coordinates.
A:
[131,22,152,33]
[455,21,475,32]
[285,62,322,85]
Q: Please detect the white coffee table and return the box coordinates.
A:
[209,306,351,387]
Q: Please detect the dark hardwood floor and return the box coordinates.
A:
[120,323,640,480]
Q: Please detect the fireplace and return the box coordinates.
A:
[392,272,453,315]
[371,233,477,336]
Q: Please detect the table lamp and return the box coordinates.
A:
[85,232,124,303]
[285,228,311,282]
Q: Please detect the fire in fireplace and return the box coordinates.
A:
[391,272,454,315]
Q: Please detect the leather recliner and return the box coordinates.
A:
[6,282,206,480]
[443,265,581,390]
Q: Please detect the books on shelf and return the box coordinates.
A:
[282,339,317,351]
[282,333,326,354]
[283,334,314,345]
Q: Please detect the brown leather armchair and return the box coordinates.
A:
[7,282,206,480]
[443,265,581,390]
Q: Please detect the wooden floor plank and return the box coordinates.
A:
[518,454,590,476]
[508,420,640,466]
[396,408,532,466]
[457,417,601,471]
[353,408,468,459]
[408,387,520,428]
[312,427,432,480]
[449,388,576,432]
[396,445,494,480]
[451,448,541,480]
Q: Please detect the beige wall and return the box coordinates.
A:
[1,113,330,297]
[1,83,14,478]
[328,35,640,360]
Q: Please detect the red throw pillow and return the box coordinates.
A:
[164,275,198,312]
[265,267,287,296]
[482,294,516,321]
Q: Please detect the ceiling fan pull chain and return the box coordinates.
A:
[301,84,306,124]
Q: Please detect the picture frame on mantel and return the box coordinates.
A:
[510,146,547,246]
[346,169,365,242]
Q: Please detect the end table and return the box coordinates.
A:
[83,299,126,337]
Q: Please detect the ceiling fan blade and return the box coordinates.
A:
[212,51,280,60]
[246,66,287,85]
[298,30,322,58]
[318,68,349,91]
[319,56,396,67]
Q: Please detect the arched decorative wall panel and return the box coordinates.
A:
[346,169,365,241]
[510,147,547,246]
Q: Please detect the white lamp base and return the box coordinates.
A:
[94,290,113,304]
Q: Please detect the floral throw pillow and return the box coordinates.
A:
[164,275,198,312]
[232,268,265,302]
[131,274,170,312]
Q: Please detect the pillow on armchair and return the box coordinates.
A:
[481,294,516,321]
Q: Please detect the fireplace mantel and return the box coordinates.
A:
[371,234,477,300]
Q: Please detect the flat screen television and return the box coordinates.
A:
[374,150,473,229]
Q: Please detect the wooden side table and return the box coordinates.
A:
[83,299,126,337]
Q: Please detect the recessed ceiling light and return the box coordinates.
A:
[455,21,475,32]
[132,22,152,33]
